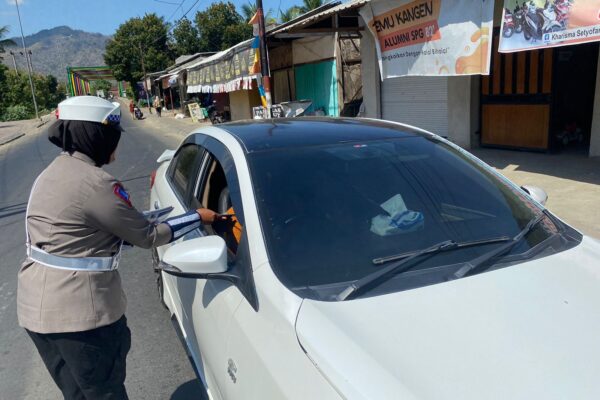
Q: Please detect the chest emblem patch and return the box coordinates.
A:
[113,183,132,207]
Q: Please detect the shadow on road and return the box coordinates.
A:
[170,379,208,400]
[120,174,150,183]
[0,202,27,220]
[472,148,600,186]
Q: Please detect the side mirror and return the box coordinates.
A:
[159,236,228,278]
[521,185,548,206]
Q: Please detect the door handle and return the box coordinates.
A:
[154,200,160,210]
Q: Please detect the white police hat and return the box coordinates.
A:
[58,96,121,126]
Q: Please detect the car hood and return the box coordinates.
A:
[296,237,600,400]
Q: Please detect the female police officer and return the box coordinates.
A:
[17,96,216,399]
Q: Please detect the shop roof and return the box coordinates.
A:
[184,39,254,72]
[268,0,367,36]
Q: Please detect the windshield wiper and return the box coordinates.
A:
[453,212,547,280]
[372,236,512,265]
[337,240,458,301]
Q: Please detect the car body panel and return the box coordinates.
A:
[153,128,339,399]
[296,237,600,400]
[151,119,596,400]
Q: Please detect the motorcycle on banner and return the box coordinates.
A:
[499,0,581,52]
[522,0,566,41]
[503,8,516,37]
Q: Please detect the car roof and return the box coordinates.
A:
[214,117,431,153]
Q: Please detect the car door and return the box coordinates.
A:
[157,143,205,320]
[184,137,251,399]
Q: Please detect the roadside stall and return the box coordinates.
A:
[186,39,262,121]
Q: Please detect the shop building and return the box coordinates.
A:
[359,0,600,157]
[266,1,364,117]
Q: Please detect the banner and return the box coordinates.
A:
[359,0,494,78]
[187,40,260,93]
[499,0,600,53]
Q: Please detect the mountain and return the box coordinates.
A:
[2,26,110,82]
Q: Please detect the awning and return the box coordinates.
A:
[155,72,179,88]
[186,39,261,94]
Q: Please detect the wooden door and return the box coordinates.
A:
[481,33,554,150]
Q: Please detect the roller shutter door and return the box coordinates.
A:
[381,76,448,137]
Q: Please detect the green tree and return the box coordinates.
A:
[241,2,257,21]
[195,2,252,51]
[279,6,302,23]
[104,14,172,97]
[300,0,323,13]
[0,64,9,110]
[0,26,16,60]
[0,69,65,120]
[90,79,113,95]
[222,23,253,49]
[172,17,200,56]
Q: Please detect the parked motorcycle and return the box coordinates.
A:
[134,105,144,120]
[206,101,228,125]
[556,122,583,146]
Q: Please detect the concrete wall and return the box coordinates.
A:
[229,89,260,121]
[447,76,473,149]
[360,18,381,118]
[589,51,600,157]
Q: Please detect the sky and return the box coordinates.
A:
[0,0,303,38]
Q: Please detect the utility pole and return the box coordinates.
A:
[138,42,152,114]
[8,50,19,75]
[14,0,39,119]
[256,0,272,112]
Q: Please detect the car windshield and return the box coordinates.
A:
[248,135,579,301]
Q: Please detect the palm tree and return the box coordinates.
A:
[0,26,17,60]
[279,6,302,23]
[241,2,277,25]
[300,0,324,13]
[241,2,257,21]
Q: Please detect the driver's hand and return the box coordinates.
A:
[197,208,217,224]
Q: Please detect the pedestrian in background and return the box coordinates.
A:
[153,96,162,117]
[128,99,135,120]
[18,96,220,399]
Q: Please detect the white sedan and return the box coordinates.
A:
[150,118,600,400]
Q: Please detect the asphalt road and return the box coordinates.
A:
[0,115,205,399]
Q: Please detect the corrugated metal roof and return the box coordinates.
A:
[183,38,254,71]
[268,0,368,35]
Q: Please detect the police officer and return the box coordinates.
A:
[17,96,216,399]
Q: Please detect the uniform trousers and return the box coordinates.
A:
[26,315,131,400]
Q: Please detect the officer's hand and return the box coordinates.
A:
[197,208,217,224]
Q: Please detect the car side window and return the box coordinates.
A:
[193,154,243,255]
[168,144,203,204]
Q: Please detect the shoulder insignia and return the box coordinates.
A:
[113,183,132,207]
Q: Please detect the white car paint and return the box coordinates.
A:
[296,236,600,400]
[152,124,599,400]
[151,128,340,400]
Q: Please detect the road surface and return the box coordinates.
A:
[0,114,206,399]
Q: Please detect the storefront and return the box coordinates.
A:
[267,1,364,117]
[482,33,599,154]
[186,39,262,121]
